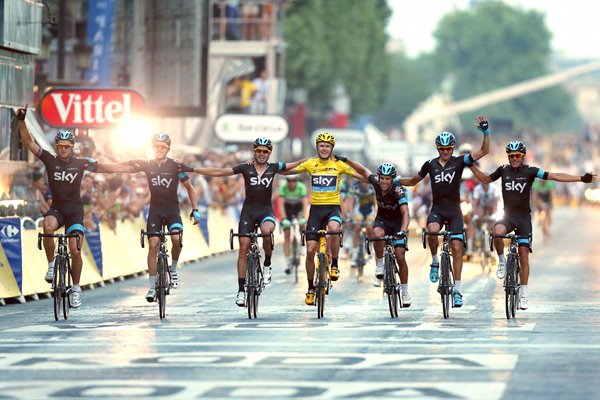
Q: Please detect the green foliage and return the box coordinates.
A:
[285,0,391,115]
[432,1,580,131]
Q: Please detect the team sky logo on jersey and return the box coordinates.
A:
[434,171,456,184]
[53,171,78,183]
[151,175,173,187]
[312,175,337,192]
[377,201,398,211]
[504,181,527,193]
[250,176,273,187]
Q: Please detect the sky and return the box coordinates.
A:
[387,0,600,60]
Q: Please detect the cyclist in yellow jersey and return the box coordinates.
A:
[285,132,366,305]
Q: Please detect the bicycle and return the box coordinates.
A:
[365,232,408,318]
[230,228,274,319]
[473,216,494,272]
[140,225,182,320]
[302,229,343,319]
[38,232,80,321]
[289,217,302,283]
[422,227,465,319]
[491,233,530,319]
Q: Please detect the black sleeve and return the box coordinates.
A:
[367,174,378,186]
[489,165,504,182]
[128,159,146,173]
[417,160,430,178]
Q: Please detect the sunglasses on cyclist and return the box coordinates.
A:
[152,144,169,151]
[255,149,271,154]
[437,146,454,152]
[508,153,524,159]
[56,144,73,150]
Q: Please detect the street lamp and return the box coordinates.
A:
[73,39,93,80]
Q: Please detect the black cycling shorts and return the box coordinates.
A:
[238,204,276,235]
[147,205,183,235]
[495,211,533,249]
[427,206,464,241]
[373,217,407,248]
[46,202,85,235]
[305,204,342,242]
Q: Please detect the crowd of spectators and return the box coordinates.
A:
[212,1,286,41]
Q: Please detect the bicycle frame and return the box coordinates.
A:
[491,233,530,319]
[301,229,343,319]
[230,228,274,319]
[38,232,80,321]
[140,227,182,320]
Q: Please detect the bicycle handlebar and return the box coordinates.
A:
[421,228,465,249]
[364,233,408,256]
[300,230,343,247]
[229,229,274,250]
[489,233,531,253]
[140,229,183,249]
[37,232,81,251]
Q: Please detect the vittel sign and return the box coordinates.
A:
[39,88,145,128]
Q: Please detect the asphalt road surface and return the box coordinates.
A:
[1,207,599,399]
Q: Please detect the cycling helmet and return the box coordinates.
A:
[505,140,526,154]
[286,174,299,181]
[253,137,273,150]
[377,163,397,178]
[151,132,171,147]
[435,131,456,147]
[315,132,336,147]
[55,130,75,144]
[458,143,473,154]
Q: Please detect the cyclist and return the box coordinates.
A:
[284,132,366,305]
[343,160,412,305]
[126,132,200,302]
[16,106,132,308]
[190,137,303,307]
[469,140,596,310]
[472,181,500,232]
[398,115,490,308]
[458,143,477,261]
[532,179,555,239]
[277,174,309,274]
[347,179,376,269]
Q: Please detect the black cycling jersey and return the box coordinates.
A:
[232,162,285,206]
[367,174,408,220]
[489,164,547,213]
[37,149,98,205]
[129,158,190,207]
[418,155,473,208]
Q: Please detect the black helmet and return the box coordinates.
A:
[505,140,526,154]
[253,137,273,150]
[151,132,171,146]
[55,130,75,144]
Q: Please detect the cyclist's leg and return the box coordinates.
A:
[64,206,85,302]
[327,216,342,279]
[426,212,442,282]
[515,216,533,308]
[259,215,276,284]
[41,212,61,282]
[371,224,386,283]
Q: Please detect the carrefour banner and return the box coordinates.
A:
[86,0,115,86]
[0,218,23,290]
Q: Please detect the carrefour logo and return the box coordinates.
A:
[1,225,19,239]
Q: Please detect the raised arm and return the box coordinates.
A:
[341,158,372,182]
[397,174,424,187]
[96,162,134,174]
[471,115,490,161]
[16,106,41,155]
[192,166,235,177]
[469,163,493,184]
[547,171,597,183]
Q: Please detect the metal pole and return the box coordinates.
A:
[57,0,66,80]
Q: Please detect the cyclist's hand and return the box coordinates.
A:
[396,230,407,239]
[281,218,291,229]
[334,154,348,162]
[474,115,489,135]
[298,217,306,226]
[16,105,28,121]
[190,209,201,225]
[581,172,596,183]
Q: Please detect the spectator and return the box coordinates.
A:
[251,70,270,114]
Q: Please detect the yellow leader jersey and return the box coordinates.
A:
[296,157,356,205]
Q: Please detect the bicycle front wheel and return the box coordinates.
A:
[157,256,168,319]
[384,253,398,318]
[316,252,328,319]
[63,259,71,320]
[246,255,256,319]
[440,253,452,319]
[505,256,518,319]
[52,256,62,321]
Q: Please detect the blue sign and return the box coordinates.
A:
[85,213,103,275]
[86,0,115,86]
[197,200,210,246]
[0,218,23,290]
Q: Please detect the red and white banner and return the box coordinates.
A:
[39,88,145,128]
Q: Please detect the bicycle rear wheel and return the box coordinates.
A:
[384,253,398,318]
[52,256,62,321]
[316,253,327,319]
[157,256,167,319]
[246,256,256,319]
[63,260,72,320]
[291,236,300,284]
[440,253,452,319]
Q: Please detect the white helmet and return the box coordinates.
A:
[458,143,473,154]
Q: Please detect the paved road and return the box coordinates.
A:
[1,207,599,399]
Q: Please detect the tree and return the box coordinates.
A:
[284,0,391,116]
[432,1,580,131]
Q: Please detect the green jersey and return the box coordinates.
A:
[279,181,307,205]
